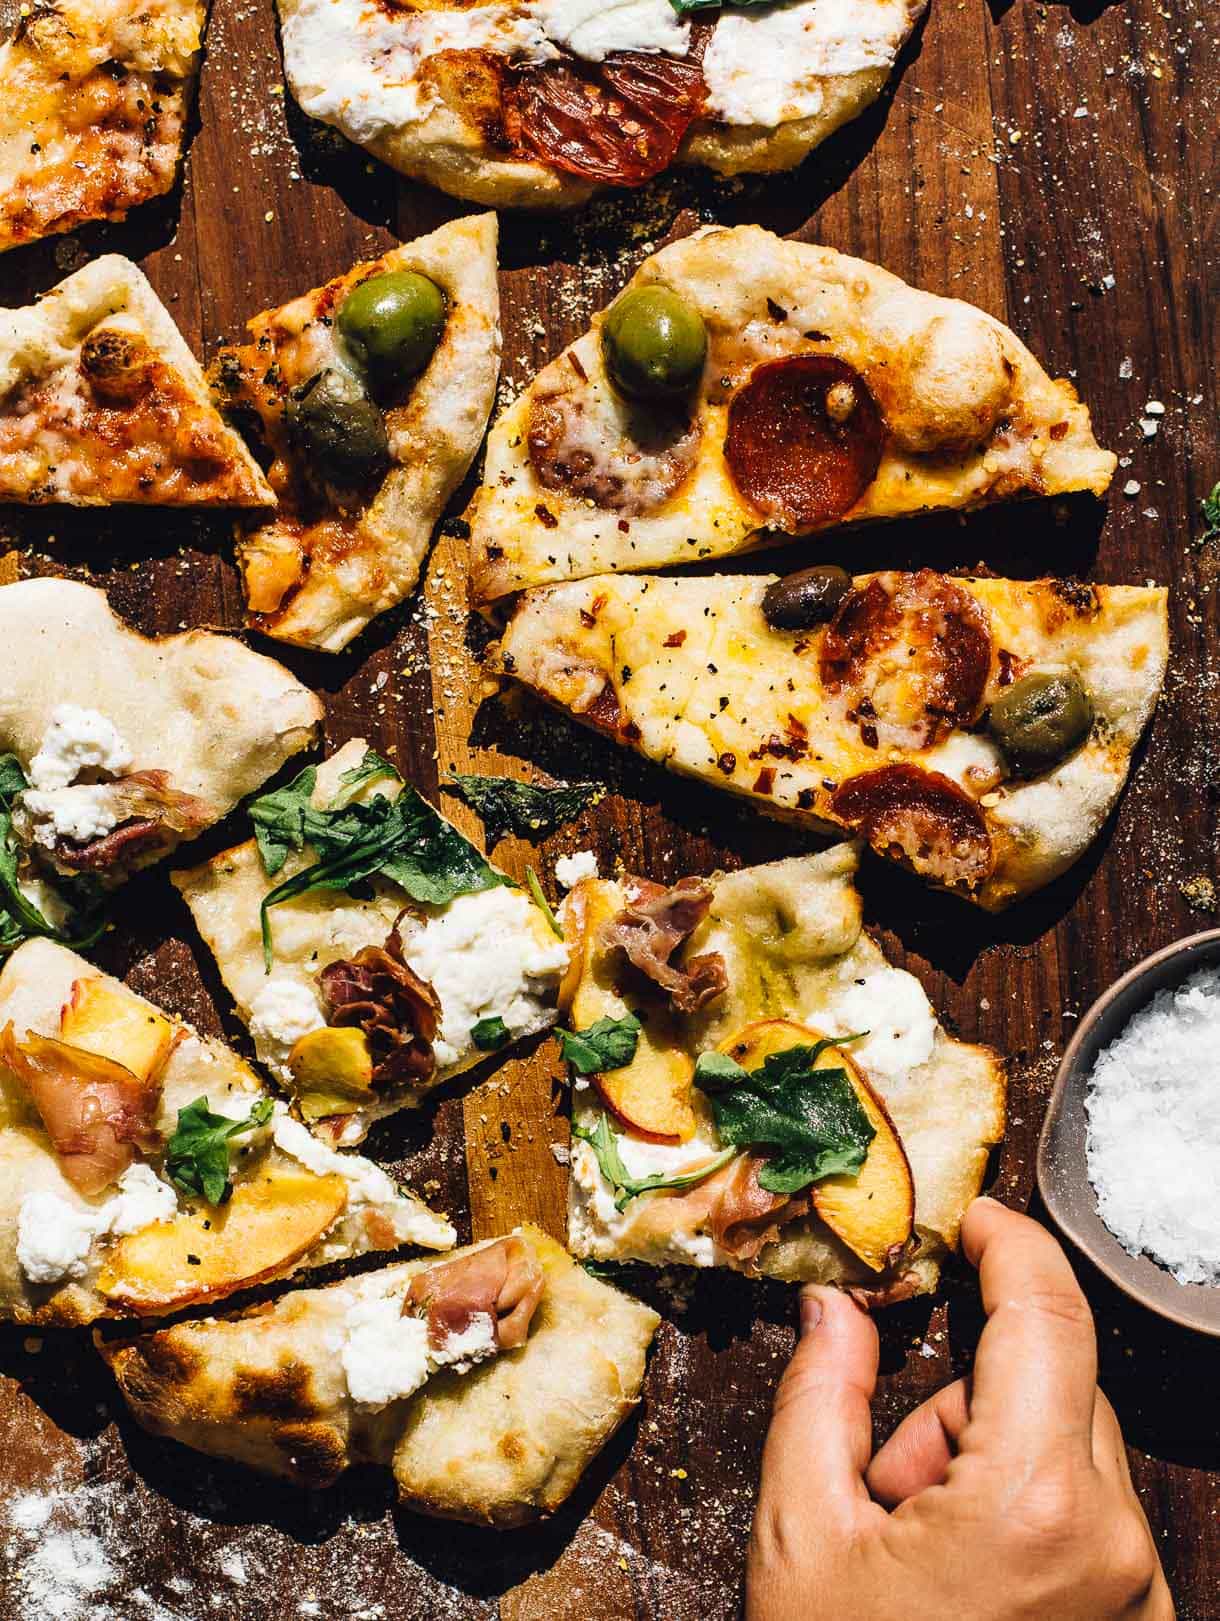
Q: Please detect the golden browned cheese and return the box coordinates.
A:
[0,0,204,252]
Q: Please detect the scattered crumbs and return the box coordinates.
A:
[1179,876,1216,914]
[551,1142,571,1166]
[1123,480,1142,497]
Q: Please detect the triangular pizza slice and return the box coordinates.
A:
[0,939,455,1326]
[99,1226,659,1524]
[0,256,272,506]
[212,213,500,651]
[0,0,204,253]
[490,568,1168,909]
[469,226,1116,601]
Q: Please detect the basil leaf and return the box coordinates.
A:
[471,1015,511,1052]
[558,1013,642,1075]
[248,764,318,877]
[0,753,27,808]
[165,1096,274,1205]
[1202,481,1220,544]
[695,1038,874,1195]
[444,774,603,844]
[0,753,107,957]
[573,1114,736,1212]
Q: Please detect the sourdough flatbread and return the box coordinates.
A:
[0,0,204,252]
[100,1225,660,1525]
[0,940,455,1326]
[491,570,1169,910]
[470,226,1116,601]
[0,256,272,506]
[277,0,926,208]
[565,845,1006,1298]
[217,213,500,651]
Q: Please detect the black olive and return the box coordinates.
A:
[761,565,853,631]
[285,368,390,487]
[987,670,1093,776]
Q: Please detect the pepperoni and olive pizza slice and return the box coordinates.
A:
[212,213,499,652]
[0,0,203,253]
[489,568,1168,910]
[276,0,925,209]
[469,226,1117,602]
[0,256,272,508]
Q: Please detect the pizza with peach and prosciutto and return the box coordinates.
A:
[469,226,1116,602]
[491,568,1168,910]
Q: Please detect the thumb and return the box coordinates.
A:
[755,1285,883,1549]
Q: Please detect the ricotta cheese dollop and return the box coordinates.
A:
[554,848,599,889]
[20,784,122,848]
[816,966,937,1085]
[248,975,326,1081]
[16,1164,178,1286]
[340,1288,499,1408]
[27,705,133,792]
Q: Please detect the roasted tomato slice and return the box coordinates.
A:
[507,49,707,186]
[830,764,994,890]
[725,355,886,532]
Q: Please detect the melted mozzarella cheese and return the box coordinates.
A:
[921,729,1005,792]
[533,0,689,60]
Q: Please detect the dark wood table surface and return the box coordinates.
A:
[1,0,1217,1614]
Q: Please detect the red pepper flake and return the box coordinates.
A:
[568,350,588,381]
[664,630,687,647]
[753,766,776,795]
[1049,421,1069,441]
[535,503,558,528]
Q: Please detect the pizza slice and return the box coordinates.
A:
[276,0,926,208]
[173,740,569,1144]
[469,226,1116,601]
[0,939,455,1326]
[490,569,1169,910]
[0,578,322,948]
[559,844,1006,1299]
[0,0,204,253]
[0,256,272,506]
[100,1225,658,1524]
[212,213,500,652]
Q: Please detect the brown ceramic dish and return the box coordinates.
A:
[1038,929,1220,1338]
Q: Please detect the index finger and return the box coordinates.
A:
[958,1198,1098,1465]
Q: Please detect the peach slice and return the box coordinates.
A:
[563,878,696,1144]
[287,1026,376,1121]
[719,1019,914,1272]
[59,978,175,1084]
[98,1164,348,1311]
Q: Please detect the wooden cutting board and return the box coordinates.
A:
[0,0,1217,1614]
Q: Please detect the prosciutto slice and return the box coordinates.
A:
[627,1152,808,1268]
[597,876,727,1014]
[0,1024,163,1194]
[319,921,441,1088]
[405,1234,544,1352]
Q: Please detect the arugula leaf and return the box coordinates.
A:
[165,1096,274,1204]
[1202,482,1220,544]
[668,0,772,13]
[573,1114,736,1211]
[334,748,399,804]
[694,1038,874,1195]
[558,1013,642,1075]
[444,773,603,844]
[248,763,318,877]
[471,1015,511,1052]
[524,865,563,939]
[0,753,107,957]
[0,754,27,806]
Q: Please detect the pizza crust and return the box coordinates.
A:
[99,1226,660,1525]
[469,227,1117,600]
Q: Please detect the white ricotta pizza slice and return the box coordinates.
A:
[0,256,273,507]
[0,0,204,253]
[491,569,1169,910]
[212,213,500,651]
[277,0,926,208]
[559,844,1006,1299]
[469,226,1116,601]
[173,741,569,1145]
[100,1225,659,1524]
[0,578,322,947]
[0,939,455,1326]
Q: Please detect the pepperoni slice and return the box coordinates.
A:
[724,356,885,532]
[820,570,992,750]
[830,765,994,890]
[506,49,707,186]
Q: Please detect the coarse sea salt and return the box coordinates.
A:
[1085,963,1220,1286]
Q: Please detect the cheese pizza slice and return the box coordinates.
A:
[469,226,1116,601]
[0,939,455,1326]
[0,256,272,507]
[173,740,569,1145]
[100,1225,659,1524]
[491,569,1169,910]
[213,213,500,652]
[0,578,321,941]
[0,0,203,253]
[560,844,1006,1299]
[277,0,926,208]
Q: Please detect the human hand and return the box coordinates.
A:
[747,1198,1173,1620]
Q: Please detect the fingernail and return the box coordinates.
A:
[799,1289,824,1336]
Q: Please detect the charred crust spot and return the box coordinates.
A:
[273,1422,349,1489]
[498,1430,528,1465]
[1048,577,1101,618]
[232,1358,320,1421]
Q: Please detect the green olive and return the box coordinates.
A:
[762,565,853,631]
[602,286,708,401]
[337,270,447,389]
[285,368,390,487]
[987,670,1093,776]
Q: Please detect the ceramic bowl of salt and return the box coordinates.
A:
[1038,928,1220,1336]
